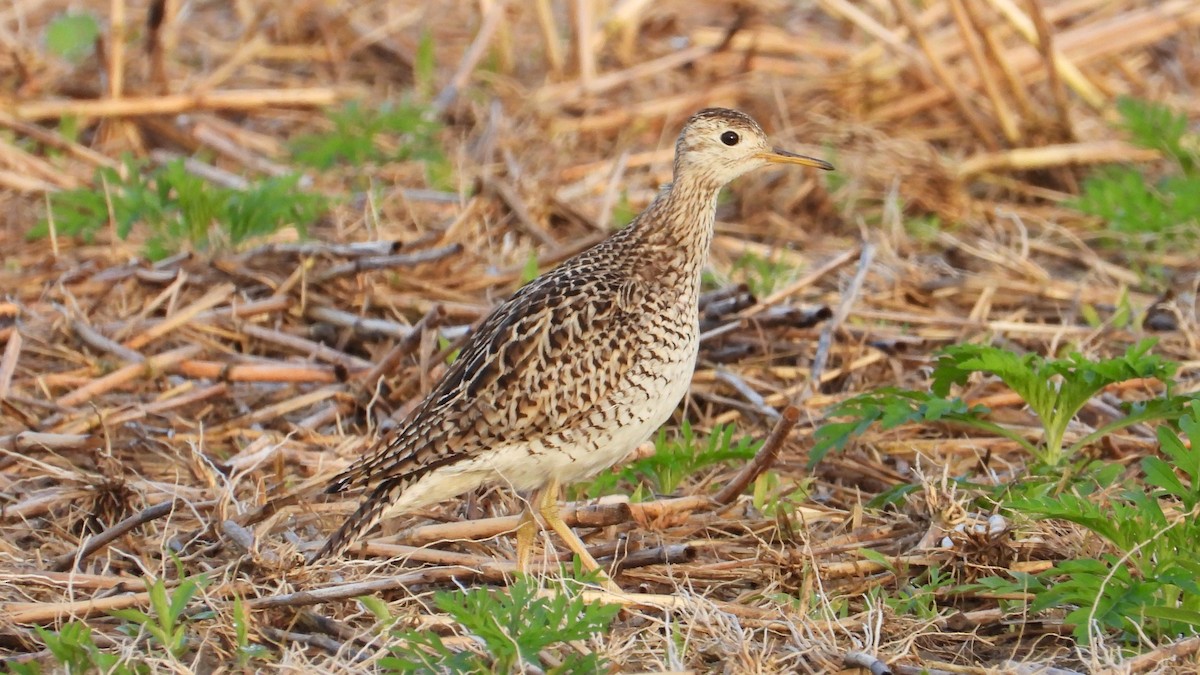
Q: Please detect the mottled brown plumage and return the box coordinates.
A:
[313,109,831,571]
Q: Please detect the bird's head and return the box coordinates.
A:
[672,108,833,188]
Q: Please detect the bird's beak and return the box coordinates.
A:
[756,147,834,170]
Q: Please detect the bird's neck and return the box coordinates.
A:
[624,176,720,286]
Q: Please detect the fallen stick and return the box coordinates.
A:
[4,581,257,625]
[0,328,22,399]
[1105,636,1200,674]
[13,88,339,121]
[386,500,636,546]
[0,570,149,592]
[360,541,693,575]
[246,567,480,610]
[177,361,344,383]
[713,405,802,505]
[0,432,99,454]
[311,244,463,283]
[71,319,144,363]
[55,345,201,408]
[235,322,374,372]
[51,499,217,572]
[259,627,350,658]
[957,141,1161,178]
[123,283,234,350]
[246,564,785,623]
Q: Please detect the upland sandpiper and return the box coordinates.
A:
[313,108,832,585]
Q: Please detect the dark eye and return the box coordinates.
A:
[720,131,740,146]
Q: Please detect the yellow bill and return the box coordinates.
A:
[756,147,834,170]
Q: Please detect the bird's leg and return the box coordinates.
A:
[515,502,537,574]
[537,478,623,593]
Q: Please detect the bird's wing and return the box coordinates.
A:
[325,267,645,494]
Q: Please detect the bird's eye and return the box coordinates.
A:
[720,131,740,146]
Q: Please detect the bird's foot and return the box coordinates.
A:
[536,479,623,593]
[515,505,536,574]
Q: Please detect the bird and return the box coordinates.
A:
[311,108,832,586]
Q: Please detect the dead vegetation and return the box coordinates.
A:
[2,0,1200,672]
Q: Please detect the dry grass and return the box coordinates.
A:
[1,0,1200,672]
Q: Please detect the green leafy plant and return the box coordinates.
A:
[730,252,795,297]
[965,410,1200,645]
[290,101,447,178]
[222,173,326,246]
[231,596,271,668]
[610,191,636,230]
[582,422,760,499]
[814,340,1184,466]
[356,595,406,636]
[20,621,145,675]
[751,469,812,518]
[381,574,620,674]
[3,661,39,674]
[932,340,1179,465]
[1072,97,1200,246]
[437,334,462,365]
[1025,411,1200,642]
[36,622,95,675]
[905,214,942,244]
[519,250,540,284]
[110,574,211,659]
[767,589,851,620]
[1116,96,1196,172]
[45,13,100,62]
[812,388,991,467]
[33,159,327,259]
[413,31,437,101]
[1080,288,1136,330]
[861,551,953,621]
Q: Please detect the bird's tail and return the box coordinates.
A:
[324,425,432,494]
[309,478,405,563]
[324,438,391,494]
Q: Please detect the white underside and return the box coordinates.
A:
[380,349,697,520]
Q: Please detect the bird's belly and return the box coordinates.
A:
[402,335,699,500]
[521,340,699,486]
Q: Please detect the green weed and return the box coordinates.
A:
[290,101,449,187]
[905,214,942,244]
[1116,96,1196,172]
[110,574,212,659]
[519,249,540,284]
[1072,98,1200,247]
[414,31,437,101]
[1027,411,1200,642]
[730,252,795,297]
[231,596,271,668]
[610,191,636,229]
[380,574,620,674]
[966,410,1200,645]
[861,551,953,621]
[11,621,144,675]
[751,470,812,518]
[813,340,1186,467]
[438,334,462,365]
[33,158,327,259]
[581,422,761,499]
[767,590,851,620]
[45,13,99,62]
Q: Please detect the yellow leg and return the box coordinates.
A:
[537,478,622,593]
[515,504,536,574]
